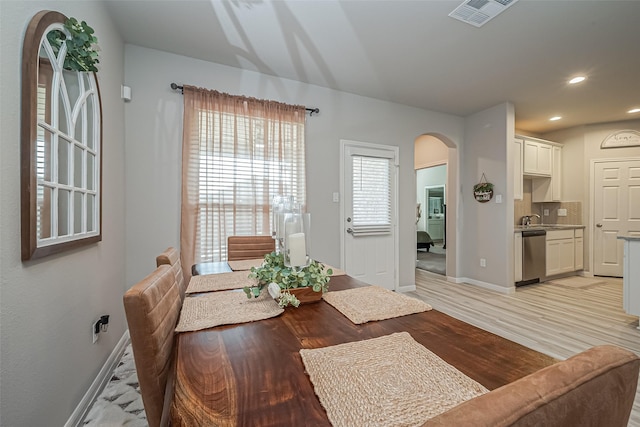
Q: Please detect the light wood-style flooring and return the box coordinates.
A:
[410,269,640,427]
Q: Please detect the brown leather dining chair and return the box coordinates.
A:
[227,235,275,261]
[156,246,186,301]
[123,265,181,427]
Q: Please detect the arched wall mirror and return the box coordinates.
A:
[21,10,102,261]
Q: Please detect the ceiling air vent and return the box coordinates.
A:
[449,0,519,27]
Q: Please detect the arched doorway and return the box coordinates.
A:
[415,134,458,278]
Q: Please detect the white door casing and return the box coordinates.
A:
[340,140,398,290]
[592,159,640,276]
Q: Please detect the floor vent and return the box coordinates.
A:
[449,0,519,27]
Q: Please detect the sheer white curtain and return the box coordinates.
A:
[180,86,306,280]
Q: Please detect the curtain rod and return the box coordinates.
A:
[170,83,320,116]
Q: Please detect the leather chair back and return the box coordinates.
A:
[124,265,181,427]
[227,235,275,261]
[156,246,186,301]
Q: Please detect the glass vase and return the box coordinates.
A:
[283,212,310,269]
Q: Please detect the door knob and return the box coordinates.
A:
[346,228,353,234]
[596,223,603,228]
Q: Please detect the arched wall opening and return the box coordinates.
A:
[414,133,459,278]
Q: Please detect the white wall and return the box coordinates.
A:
[0,2,126,425]
[123,45,465,290]
[460,102,515,290]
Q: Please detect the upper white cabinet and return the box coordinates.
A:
[523,140,552,176]
[532,144,562,202]
[516,135,563,203]
[513,138,523,200]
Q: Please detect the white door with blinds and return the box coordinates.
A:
[341,141,398,290]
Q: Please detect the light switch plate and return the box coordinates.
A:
[495,194,502,203]
[332,192,339,203]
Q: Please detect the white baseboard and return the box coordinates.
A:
[65,330,130,427]
[448,276,515,294]
[398,284,416,292]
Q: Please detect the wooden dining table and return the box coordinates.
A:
[170,274,557,426]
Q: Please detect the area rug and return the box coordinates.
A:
[82,344,147,426]
[185,270,258,294]
[416,250,445,275]
[547,276,605,289]
[176,290,283,332]
[299,332,488,427]
[322,285,432,324]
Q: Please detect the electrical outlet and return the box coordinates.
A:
[543,209,549,216]
[92,319,100,343]
[558,208,567,217]
[480,258,487,267]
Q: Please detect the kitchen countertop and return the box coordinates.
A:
[514,225,585,232]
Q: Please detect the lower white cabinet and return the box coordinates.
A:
[546,229,578,276]
[574,229,584,271]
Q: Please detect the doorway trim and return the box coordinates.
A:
[340,139,399,290]
[589,156,640,277]
[414,133,458,279]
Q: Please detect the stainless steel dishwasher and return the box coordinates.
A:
[517,229,546,286]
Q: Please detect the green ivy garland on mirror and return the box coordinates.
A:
[47,17,99,72]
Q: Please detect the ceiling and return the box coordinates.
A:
[103,0,640,134]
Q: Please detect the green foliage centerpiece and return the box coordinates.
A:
[243,251,332,308]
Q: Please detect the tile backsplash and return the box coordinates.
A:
[514,179,582,226]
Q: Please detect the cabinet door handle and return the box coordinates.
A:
[596,223,603,228]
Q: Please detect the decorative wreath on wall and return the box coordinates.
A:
[473,173,494,203]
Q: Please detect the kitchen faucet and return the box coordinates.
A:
[521,214,541,227]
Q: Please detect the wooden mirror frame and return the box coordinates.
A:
[21,10,103,261]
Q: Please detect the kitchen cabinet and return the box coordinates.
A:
[546,229,575,276]
[513,138,523,200]
[574,229,584,271]
[514,232,522,282]
[523,140,552,176]
[532,144,562,202]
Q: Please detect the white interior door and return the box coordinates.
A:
[593,159,640,276]
[341,141,398,290]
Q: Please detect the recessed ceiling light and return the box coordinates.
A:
[628,108,640,114]
[549,116,562,121]
[568,76,586,85]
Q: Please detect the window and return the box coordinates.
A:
[181,87,306,265]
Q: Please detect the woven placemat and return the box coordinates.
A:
[186,270,258,294]
[321,263,346,276]
[228,258,264,271]
[175,290,283,332]
[300,332,488,427]
[322,285,432,324]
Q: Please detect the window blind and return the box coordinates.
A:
[351,155,391,236]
